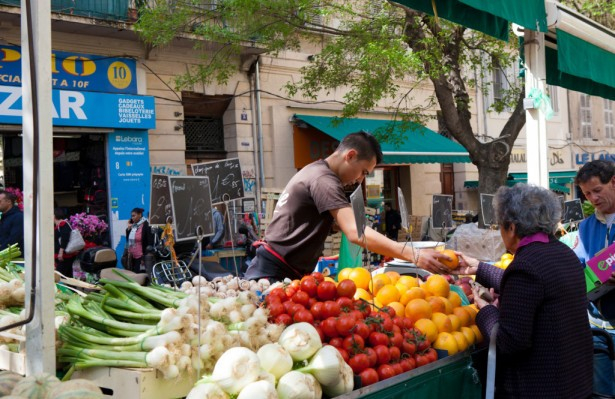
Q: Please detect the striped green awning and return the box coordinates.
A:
[293,114,471,164]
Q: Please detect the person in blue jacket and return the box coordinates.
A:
[205,207,225,249]
[573,159,615,397]
[0,190,23,255]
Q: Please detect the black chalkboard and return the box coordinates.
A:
[169,176,214,242]
[431,195,453,228]
[149,174,173,226]
[350,185,366,239]
[191,158,244,204]
[480,193,496,227]
[563,199,584,223]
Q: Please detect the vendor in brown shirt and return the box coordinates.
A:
[244,131,449,281]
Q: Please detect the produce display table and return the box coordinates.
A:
[334,352,482,399]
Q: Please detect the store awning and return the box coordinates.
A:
[293,114,471,164]
[464,171,574,194]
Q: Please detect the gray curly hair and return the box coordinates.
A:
[493,183,561,238]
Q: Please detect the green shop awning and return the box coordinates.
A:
[464,171,573,194]
[293,114,471,164]
[458,0,547,32]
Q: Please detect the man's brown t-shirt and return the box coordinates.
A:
[266,160,350,275]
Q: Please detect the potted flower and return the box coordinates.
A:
[68,213,109,245]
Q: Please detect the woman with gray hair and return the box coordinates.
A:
[451,184,592,398]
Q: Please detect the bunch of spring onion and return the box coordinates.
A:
[58,271,285,379]
[180,275,270,298]
[187,323,354,399]
[0,247,25,308]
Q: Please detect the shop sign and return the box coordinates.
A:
[0,85,156,129]
[575,152,615,165]
[0,46,137,94]
[107,131,151,267]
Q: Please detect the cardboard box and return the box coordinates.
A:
[586,242,615,300]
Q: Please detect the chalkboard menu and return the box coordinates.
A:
[480,193,496,227]
[149,174,173,225]
[563,199,584,223]
[350,185,366,239]
[191,158,244,204]
[169,176,214,242]
[431,195,453,229]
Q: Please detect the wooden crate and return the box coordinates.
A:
[260,188,284,235]
[71,367,198,399]
[0,348,26,375]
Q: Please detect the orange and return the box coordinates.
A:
[337,268,353,282]
[384,271,401,284]
[324,276,336,284]
[398,275,419,289]
[448,291,462,308]
[423,275,450,298]
[427,296,446,313]
[460,326,476,346]
[500,253,514,262]
[440,297,454,315]
[414,318,438,343]
[349,268,371,291]
[452,331,469,352]
[433,332,459,356]
[395,282,409,294]
[439,249,460,270]
[470,325,484,344]
[501,258,513,269]
[387,301,405,318]
[400,287,426,305]
[376,284,401,305]
[452,307,471,327]
[464,305,478,323]
[448,314,461,332]
[431,312,453,333]
[369,274,392,295]
[354,288,372,301]
[405,298,433,322]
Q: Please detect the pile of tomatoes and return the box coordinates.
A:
[263,272,439,387]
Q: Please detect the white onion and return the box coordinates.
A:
[278,323,322,361]
[237,380,278,399]
[257,343,293,380]
[211,347,261,395]
[276,371,322,399]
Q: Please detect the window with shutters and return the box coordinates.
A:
[580,94,592,138]
[547,85,559,114]
[605,99,615,139]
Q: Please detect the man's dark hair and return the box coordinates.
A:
[0,190,17,204]
[336,131,383,164]
[384,202,392,208]
[575,160,615,185]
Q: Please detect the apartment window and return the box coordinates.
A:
[580,94,592,138]
[492,68,507,103]
[606,99,615,139]
[184,116,225,152]
[547,85,559,113]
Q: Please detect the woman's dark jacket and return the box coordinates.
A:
[475,238,593,398]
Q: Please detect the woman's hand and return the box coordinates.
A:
[415,249,455,274]
[58,250,64,262]
[449,251,479,275]
[472,286,498,309]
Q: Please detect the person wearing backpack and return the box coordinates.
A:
[54,208,78,278]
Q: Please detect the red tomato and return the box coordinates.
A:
[424,348,438,363]
[368,332,390,347]
[337,279,357,298]
[390,362,403,375]
[354,322,370,340]
[291,290,310,307]
[314,325,325,343]
[337,347,350,363]
[269,288,288,302]
[354,300,371,318]
[336,296,354,312]
[390,332,404,349]
[317,281,337,301]
[285,285,297,298]
[363,347,378,367]
[392,316,405,329]
[403,317,414,330]
[293,309,314,324]
[322,301,341,319]
[359,368,379,387]
[349,309,365,322]
[417,338,431,352]
[310,301,324,320]
[321,317,339,338]
[414,353,429,367]
[311,272,325,283]
[288,303,305,317]
[282,300,295,314]
[377,364,396,381]
[389,346,401,362]
[374,344,391,365]
[342,334,365,354]
[328,337,344,348]
[402,339,417,355]
[267,301,285,318]
[336,315,356,337]
[348,353,369,374]
[300,277,318,297]
[380,314,394,332]
[380,306,397,318]
[391,324,401,335]
[399,356,416,372]
[307,297,317,308]
[275,313,292,326]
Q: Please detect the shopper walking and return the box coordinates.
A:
[124,207,151,272]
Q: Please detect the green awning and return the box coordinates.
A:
[393,0,509,41]
[464,171,573,194]
[458,0,547,32]
[293,114,471,164]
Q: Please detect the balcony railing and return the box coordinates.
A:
[0,0,135,22]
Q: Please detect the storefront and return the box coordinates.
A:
[0,46,156,262]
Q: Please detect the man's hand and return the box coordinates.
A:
[414,249,454,274]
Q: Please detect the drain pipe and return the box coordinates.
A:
[254,58,266,192]
[249,68,262,215]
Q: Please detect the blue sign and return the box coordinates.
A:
[0,85,156,129]
[0,46,137,94]
[575,152,615,165]
[107,131,151,267]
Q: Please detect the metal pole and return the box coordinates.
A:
[255,59,265,191]
[22,0,56,374]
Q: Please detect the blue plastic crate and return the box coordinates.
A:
[316,259,338,276]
